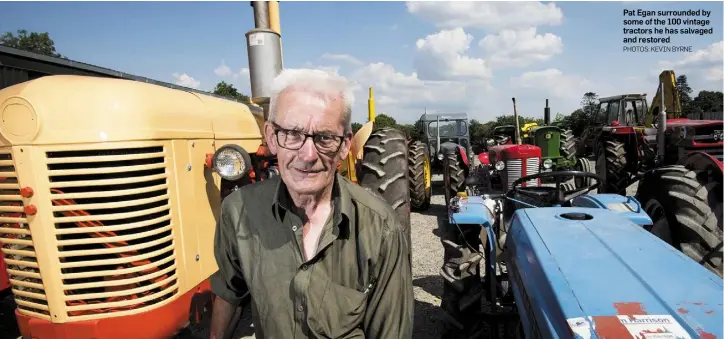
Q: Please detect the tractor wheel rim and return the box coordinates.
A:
[424,155,431,193]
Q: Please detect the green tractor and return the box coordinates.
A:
[521,100,594,186]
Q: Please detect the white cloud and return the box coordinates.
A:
[406,1,563,31]
[414,28,491,81]
[341,60,496,123]
[172,72,200,89]
[510,68,598,100]
[658,41,724,89]
[479,27,563,68]
[214,61,233,77]
[321,53,363,66]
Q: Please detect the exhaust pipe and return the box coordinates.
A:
[544,99,551,125]
[246,1,283,120]
[656,81,667,164]
[436,115,441,156]
[512,97,522,145]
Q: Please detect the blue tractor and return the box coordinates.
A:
[439,166,723,338]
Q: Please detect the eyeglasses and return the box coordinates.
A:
[272,122,345,154]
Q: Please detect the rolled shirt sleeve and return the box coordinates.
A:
[363,219,414,339]
[210,198,249,307]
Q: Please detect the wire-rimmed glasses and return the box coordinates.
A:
[272,122,345,154]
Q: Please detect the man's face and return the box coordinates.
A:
[264,87,352,196]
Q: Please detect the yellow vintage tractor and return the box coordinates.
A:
[0,1,414,338]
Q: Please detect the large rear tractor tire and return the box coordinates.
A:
[358,127,411,234]
[408,141,432,211]
[443,150,465,206]
[636,165,723,277]
[560,129,576,161]
[596,140,627,194]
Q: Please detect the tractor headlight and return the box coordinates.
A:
[543,158,553,169]
[495,161,505,171]
[438,153,444,161]
[212,144,252,181]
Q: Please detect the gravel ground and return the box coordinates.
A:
[181,174,450,339]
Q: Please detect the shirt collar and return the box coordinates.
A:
[272,173,354,229]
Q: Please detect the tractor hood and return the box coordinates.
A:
[0,75,264,147]
[488,144,541,162]
[506,207,722,339]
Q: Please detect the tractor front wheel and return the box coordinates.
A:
[443,150,465,205]
[636,165,723,277]
[358,127,411,233]
[596,140,627,194]
[408,141,432,211]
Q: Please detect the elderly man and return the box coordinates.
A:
[209,69,414,339]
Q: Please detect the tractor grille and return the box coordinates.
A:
[0,148,50,320]
[505,159,522,191]
[526,158,540,187]
[505,158,540,191]
[47,144,178,320]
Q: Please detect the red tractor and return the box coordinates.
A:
[444,98,544,201]
[578,70,723,276]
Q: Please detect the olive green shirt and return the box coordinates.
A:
[210,173,414,339]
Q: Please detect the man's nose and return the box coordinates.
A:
[297,137,319,162]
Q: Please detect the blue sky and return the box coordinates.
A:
[1,1,722,124]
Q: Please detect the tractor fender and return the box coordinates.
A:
[439,142,469,168]
[477,152,490,165]
[457,145,469,167]
[352,121,375,160]
[570,194,652,227]
[677,150,723,173]
[0,249,9,291]
[448,195,495,226]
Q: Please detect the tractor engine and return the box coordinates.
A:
[488,144,542,191]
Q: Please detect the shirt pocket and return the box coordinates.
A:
[307,278,369,337]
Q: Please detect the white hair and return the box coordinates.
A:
[268,68,355,133]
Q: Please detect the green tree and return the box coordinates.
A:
[676,74,694,116]
[351,122,363,134]
[374,113,397,129]
[690,90,724,117]
[469,119,489,153]
[212,81,250,102]
[395,123,421,141]
[580,92,599,117]
[0,29,66,58]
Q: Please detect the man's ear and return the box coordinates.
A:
[264,122,278,155]
[338,132,353,161]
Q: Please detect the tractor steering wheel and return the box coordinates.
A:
[506,170,603,207]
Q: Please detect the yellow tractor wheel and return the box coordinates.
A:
[408,140,431,210]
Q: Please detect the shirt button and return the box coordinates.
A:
[297,305,304,312]
[292,225,298,232]
[301,264,308,270]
